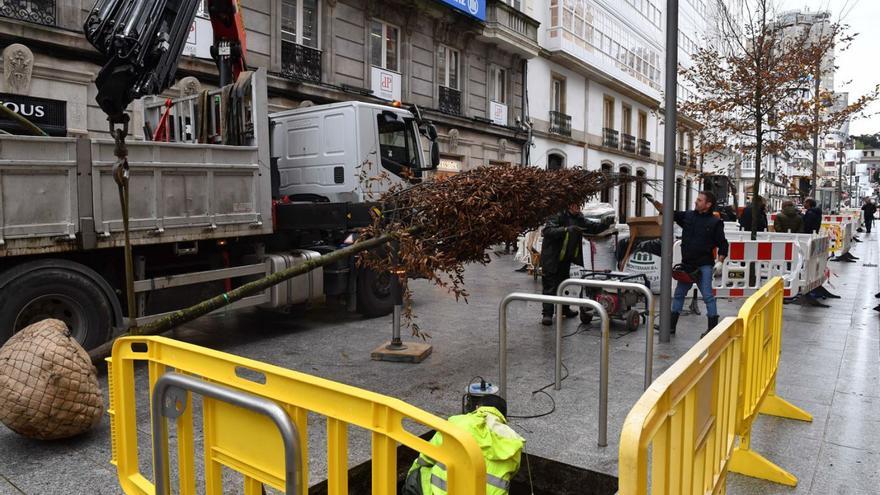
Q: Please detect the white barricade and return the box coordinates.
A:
[725,231,830,296]
[822,217,854,256]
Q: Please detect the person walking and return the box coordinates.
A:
[861,197,877,233]
[739,197,768,232]
[802,198,822,234]
[773,200,804,233]
[646,190,729,337]
[539,203,590,326]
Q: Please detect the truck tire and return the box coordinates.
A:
[356,267,394,318]
[0,267,114,350]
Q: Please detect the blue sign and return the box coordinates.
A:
[436,0,486,21]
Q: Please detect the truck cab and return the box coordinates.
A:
[271,101,437,204]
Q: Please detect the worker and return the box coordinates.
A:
[646,191,728,337]
[539,203,591,326]
[739,196,768,232]
[403,395,524,495]
[862,197,877,234]
[802,198,822,234]
[773,200,804,233]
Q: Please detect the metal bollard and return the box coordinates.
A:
[556,278,656,390]
[152,372,302,495]
[498,292,610,447]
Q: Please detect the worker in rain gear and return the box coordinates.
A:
[403,404,525,495]
[540,203,591,325]
[773,201,804,233]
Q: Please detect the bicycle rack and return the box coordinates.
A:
[498,292,610,447]
[556,278,656,391]
[151,372,303,495]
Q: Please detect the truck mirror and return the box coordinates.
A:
[430,141,440,169]
[426,123,438,141]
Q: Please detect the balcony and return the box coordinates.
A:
[479,1,541,59]
[678,151,688,168]
[621,133,636,153]
[439,86,461,115]
[0,0,55,26]
[602,128,619,149]
[281,42,322,84]
[549,111,572,137]
[638,139,651,157]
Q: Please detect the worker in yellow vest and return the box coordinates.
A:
[403,398,525,495]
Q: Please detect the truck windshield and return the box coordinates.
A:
[377,114,422,180]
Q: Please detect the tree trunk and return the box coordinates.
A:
[88,233,396,363]
[810,58,821,199]
[752,125,763,241]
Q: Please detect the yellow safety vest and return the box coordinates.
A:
[408,407,525,494]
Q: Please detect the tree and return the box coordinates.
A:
[680,0,876,238]
[853,133,880,149]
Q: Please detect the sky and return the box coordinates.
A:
[776,0,880,136]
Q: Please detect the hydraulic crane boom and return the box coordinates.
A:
[84,0,248,122]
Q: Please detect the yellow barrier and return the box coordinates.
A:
[728,276,812,486]
[107,337,486,495]
[619,317,744,495]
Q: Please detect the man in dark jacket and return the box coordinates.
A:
[648,191,729,336]
[773,201,804,233]
[540,204,590,325]
[861,198,877,233]
[739,198,768,232]
[802,198,822,234]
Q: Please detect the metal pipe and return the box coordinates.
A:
[659,0,680,343]
[152,372,302,495]
[387,240,406,350]
[556,279,655,390]
[498,292,610,447]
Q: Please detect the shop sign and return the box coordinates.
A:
[371,67,401,101]
[435,0,486,21]
[0,92,67,136]
[490,101,508,126]
[438,158,462,173]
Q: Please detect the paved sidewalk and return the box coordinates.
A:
[0,235,876,494]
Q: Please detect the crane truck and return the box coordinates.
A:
[0,0,440,349]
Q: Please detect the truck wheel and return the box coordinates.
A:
[0,267,113,350]
[356,267,394,318]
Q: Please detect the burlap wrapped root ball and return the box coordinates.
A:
[0,319,103,440]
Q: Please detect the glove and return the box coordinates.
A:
[567,225,585,234]
[713,261,723,277]
[642,193,654,202]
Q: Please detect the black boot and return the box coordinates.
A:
[701,315,720,338]
[670,312,680,335]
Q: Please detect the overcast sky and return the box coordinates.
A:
[776,0,879,135]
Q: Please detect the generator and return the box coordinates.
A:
[573,271,650,331]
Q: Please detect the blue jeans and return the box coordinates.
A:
[672,264,717,317]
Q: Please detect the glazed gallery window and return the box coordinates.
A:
[438,45,461,90]
[370,20,400,71]
[281,0,319,48]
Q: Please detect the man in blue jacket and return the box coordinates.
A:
[802,198,822,234]
[647,190,729,336]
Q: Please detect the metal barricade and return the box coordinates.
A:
[109,337,487,495]
[728,277,812,487]
[497,292,611,446]
[555,279,655,390]
[618,317,743,495]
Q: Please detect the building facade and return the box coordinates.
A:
[0,0,541,173]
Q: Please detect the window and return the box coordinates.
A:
[675,177,684,210]
[282,0,319,49]
[438,45,460,90]
[601,163,613,203]
[622,105,632,135]
[551,77,566,113]
[637,111,648,141]
[370,20,399,71]
[377,112,422,179]
[603,96,615,129]
[548,153,565,171]
[491,68,507,103]
[619,167,631,223]
[635,170,646,216]
[686,179,693,208]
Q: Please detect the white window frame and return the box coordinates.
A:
[491,66,507,103]
[281,0,321,49]
[438,45,461,90]
[551,77,565,113]
[370,19,400,72]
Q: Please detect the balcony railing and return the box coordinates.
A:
[678,151,688,168]
[602,128,619,148]
[281,42,322,84]
[621,133,636,153]
[439,86,462,115]
[638,138,651,157]
[549,111,572,137]
[482,1,540,57]
[0,0,55,26]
